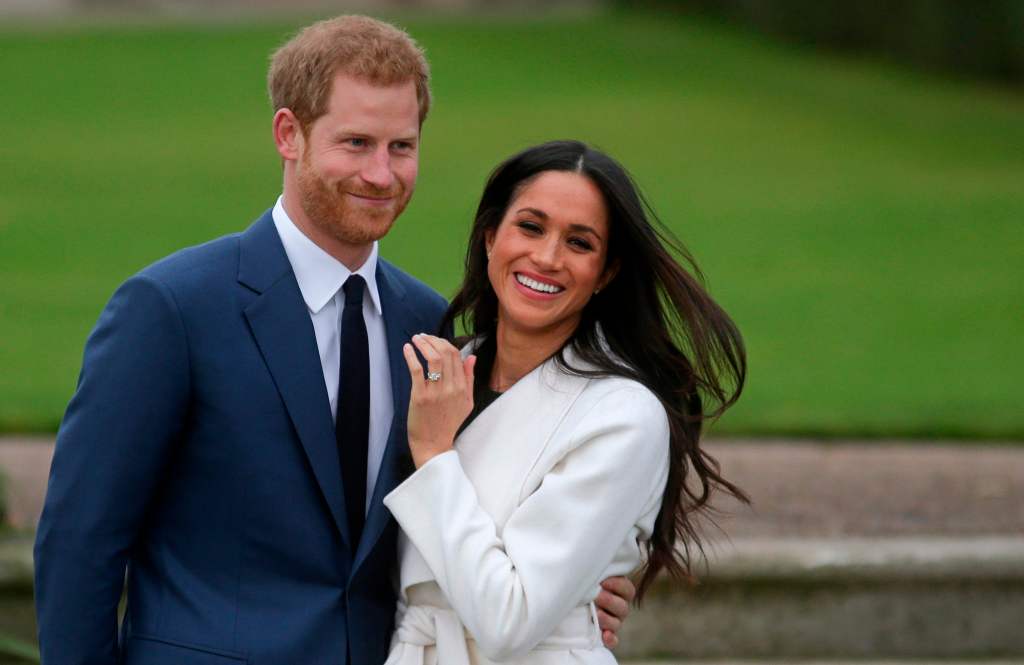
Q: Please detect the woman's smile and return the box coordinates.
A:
[513,271,565,297]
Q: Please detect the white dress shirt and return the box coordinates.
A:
[272,196,393,514]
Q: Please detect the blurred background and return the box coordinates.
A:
[0,0,1022,663]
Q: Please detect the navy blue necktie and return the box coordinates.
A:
[337,274,369,546]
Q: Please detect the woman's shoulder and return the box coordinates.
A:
[576,374,665,417]
[555,341,659,403]
[544,374,670,481]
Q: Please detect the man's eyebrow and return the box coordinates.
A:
[515,208,602,238]
[327,131,418,142]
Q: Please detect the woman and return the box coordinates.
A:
[383,140,747,664]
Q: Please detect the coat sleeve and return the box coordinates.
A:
[383,386,670,661]
[33,274,191,665]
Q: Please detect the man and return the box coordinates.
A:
[34,15,632,665]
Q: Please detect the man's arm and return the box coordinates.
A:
[34,274,190,665]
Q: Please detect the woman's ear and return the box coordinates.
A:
[597,259,620,293]
[484,229,496,259]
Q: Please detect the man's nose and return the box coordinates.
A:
[361,147,395,190]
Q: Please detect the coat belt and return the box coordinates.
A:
[386,602,601,665]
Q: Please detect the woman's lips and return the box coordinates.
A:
[512,271,564,299]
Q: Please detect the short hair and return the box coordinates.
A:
[268,15,431,130]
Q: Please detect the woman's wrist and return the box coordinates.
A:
[410,438,453,469]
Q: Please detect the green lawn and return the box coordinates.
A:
[1,11,1022,438]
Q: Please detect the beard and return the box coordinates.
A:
[296,154,411,246]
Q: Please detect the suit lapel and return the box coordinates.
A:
[239,211,352,551]
[353,262,416,574]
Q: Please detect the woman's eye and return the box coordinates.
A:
[569,237,594,251]
[517,221,542,234]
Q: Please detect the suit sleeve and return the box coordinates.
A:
[383,386,670,661]
[33,274,190,665]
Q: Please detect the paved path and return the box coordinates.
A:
[0,437,52,530]
[2,436,1023,536]
[705,438,1024,538]
[626,662,1023,665]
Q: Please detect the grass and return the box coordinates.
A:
[0,636,38,665]
[0,10,1022,438]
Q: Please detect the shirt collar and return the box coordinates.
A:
[271,195,383,316]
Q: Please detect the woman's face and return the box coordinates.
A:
[485,170,613,340]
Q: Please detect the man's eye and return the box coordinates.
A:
[392,141,414,151]
[346,138,367,147]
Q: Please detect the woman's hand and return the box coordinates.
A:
[402,334,476,469]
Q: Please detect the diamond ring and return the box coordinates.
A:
[426,371,442,382]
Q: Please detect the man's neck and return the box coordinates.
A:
[281,189,373,272]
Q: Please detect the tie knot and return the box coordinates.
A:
[343,274,365,308]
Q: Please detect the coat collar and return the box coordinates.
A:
[455,338,596,452]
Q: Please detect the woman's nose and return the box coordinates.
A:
[531,238,562,270]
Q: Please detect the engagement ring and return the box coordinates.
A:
[426,371,442,382]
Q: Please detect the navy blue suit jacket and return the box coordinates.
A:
[33,209,447,665]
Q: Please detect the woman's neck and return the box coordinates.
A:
[490,317,578,392]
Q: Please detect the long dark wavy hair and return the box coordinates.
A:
[440,140,748,600]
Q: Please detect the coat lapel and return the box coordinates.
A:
[455,347,590,457]
[352,261,419,575]
[239,211,352,550]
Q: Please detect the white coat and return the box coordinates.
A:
[382,345,671,665]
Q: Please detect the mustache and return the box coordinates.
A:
[341,183,402,199]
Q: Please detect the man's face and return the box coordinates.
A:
[295,73,420,246]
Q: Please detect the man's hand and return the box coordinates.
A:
[595,576,636,649]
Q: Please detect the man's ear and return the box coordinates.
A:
[598,258,620,292]
[273,108,304,162]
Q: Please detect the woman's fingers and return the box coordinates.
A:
[402,342,425,383]
[411,334,443,383]
[402,343,427,408]
[463,354,476,395]
[414,334,466,394]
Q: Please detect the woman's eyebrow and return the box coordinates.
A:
[567,223,600,238]
[515,206,549,219]
[516,208,602,238]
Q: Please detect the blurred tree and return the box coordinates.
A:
[621,0,1024,83]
